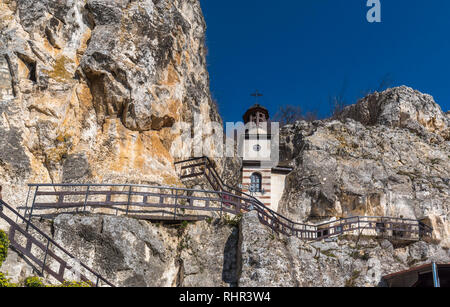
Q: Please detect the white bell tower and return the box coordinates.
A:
[238,92,293,211]
[241,103,273,207]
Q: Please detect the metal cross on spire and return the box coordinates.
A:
[251,90,263,103]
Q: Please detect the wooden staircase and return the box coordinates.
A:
[0,200,114,287]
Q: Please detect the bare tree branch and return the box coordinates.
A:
[273,105,303,126]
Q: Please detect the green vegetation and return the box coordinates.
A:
[177,220,190,237]
[345,270,361,287]
[0,230,16,288]
[180,220,189,229]
[350,251,370,261]
[54,281,93,288]
[321,249,338,258]
[24,276,45,287]
[223,214,242,227]
[23,276,93,287]
[0,230,9,268]
[0,229,93,288]
[0,272,17,287]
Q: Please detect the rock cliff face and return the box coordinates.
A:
[239,211,449,287]
[2,211,448,287]
[0,0,221,215]
[0,1,449,288]
[338,87,450,141]
[1,214,239,287]
[279,86,450,248]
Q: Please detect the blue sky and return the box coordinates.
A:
[200,0,450,123]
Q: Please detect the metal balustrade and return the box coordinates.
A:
[0,157,432,288]
[6,156,432,249]
[174,156,433,241]
[23,184,253,221]
[22,183,433,242]
[0,200,114,287]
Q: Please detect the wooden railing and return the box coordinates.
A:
[22,182,433,242]
[0,158,430,287]
[315,216,432,241]
[0,200,114,287]
[23,184,253,221]
[175,157,433,241]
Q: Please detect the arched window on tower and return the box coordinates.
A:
[250,173,262,193]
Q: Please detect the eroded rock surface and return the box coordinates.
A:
[0,214,239,287]
[279,87,450,248]
[52,214,180,287]
[339,86,450,140]
[239,211,450,287]
[0,0,221,222]
[2,211,449,287]
[179,219,239,287]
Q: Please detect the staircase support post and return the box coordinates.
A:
[21,186,31,223]
[174,189,179,220]
[41,239,50,275]
[220,193,223,219]
[26,185,39,232]
[126,186,132,216]
[83,185,90,213]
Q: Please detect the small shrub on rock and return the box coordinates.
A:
[24,276,45,287]
[0,230,9,267]
[0,272,16,287]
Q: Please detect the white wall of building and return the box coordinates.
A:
[243,138,272,161]
[242,168,272,207]
[240,116,289,212]
[270,173,288,213]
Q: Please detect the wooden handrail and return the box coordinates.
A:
[0,200,115,287]
[24,182,432,241]
[175,157,433,240]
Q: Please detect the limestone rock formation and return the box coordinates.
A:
[52,214,180,287]
[0,0,222,219]
[2,210,449,287]
[239,211,449,287]
[0,0,449,289]
[338,86,450,141]
[279,86,450,248]
[1,214,239,287]
[179,218,239,287]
